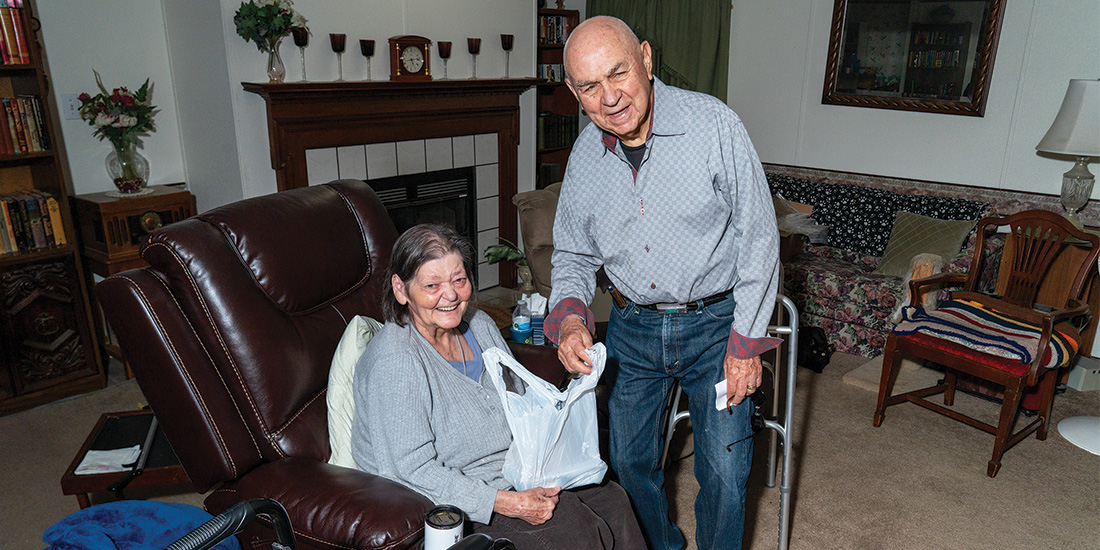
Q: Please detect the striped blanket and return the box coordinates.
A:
[893,299,1078,369]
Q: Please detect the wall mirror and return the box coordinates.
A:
[822,0,1006,116]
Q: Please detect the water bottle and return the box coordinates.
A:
[511,300,533,344]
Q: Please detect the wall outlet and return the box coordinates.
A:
[61,94,81,120]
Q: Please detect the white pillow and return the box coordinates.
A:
[327,315,384,468]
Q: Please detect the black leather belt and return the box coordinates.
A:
[637,288,734,314]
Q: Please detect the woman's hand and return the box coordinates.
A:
[494,486,561,525]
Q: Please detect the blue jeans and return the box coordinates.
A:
[605,294,753,550]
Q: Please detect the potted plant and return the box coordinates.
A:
[484,238,536,293]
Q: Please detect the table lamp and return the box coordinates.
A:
[1036,79,1100,229]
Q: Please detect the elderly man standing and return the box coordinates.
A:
[543,15,780,550]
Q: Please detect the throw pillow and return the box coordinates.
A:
[327,315,384,469]
[874,211,977,278]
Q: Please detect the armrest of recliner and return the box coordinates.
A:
[205,457,433,550]
[507,341,567,388]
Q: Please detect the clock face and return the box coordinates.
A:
[401,46,424,73]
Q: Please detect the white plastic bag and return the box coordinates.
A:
[482,345,608,491]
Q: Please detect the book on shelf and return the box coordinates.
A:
[0,95,47,154]
[0,101,13,155]
[537,112,579,151]
[0,2,28,66]
[538,14,574,46]
[24,193,45,249]
[0,198,17,252]
[0,189,60,254]
[45,195,65,245]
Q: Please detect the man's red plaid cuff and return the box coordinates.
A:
[728,328,783,359]
[545,297,595,344]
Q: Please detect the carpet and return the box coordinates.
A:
[841,354,943,394]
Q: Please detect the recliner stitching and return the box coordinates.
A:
[109,273,242,479]
[144,241,269,453]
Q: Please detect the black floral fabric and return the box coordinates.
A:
[767,175,990,257]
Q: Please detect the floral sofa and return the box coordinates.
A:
[763,165,1086,358]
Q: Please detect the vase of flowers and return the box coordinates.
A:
[234,0,308,83]
[78,72,156,194]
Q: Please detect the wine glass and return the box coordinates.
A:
[438,41,452,79]
[291,27,309,82]
[500,34,514,78]
[467,38,481,79]
[359,39,375,81]
[330,33,347,81]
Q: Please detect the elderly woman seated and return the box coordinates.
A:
[351,224,644,549]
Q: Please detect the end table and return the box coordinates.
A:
[72,185,196,375]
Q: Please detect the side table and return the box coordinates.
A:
[72,185,196,375]
[60,410,191,508]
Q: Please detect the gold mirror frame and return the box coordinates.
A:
[822,0,1006,117]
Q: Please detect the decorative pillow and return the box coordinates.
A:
[327,315,384,469]
[812,183,903,257]
[874,211,977,278]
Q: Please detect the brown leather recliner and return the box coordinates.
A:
[96,180,566,550]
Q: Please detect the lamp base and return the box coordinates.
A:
[1058,416,1100,456]
[1060,157,1095,229]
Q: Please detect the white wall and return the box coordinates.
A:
[728,0,1100,197]
[36,0,539,212]
[35,0,187,195]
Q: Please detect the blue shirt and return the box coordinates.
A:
[548,78,779,341]
[445,321,484,382]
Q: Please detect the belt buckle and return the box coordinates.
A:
[655,302,687,314]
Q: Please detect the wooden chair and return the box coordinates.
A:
[874,210,1099,477]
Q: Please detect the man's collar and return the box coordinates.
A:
[600,77,686,153]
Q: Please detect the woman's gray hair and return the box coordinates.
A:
[383,224,477,326]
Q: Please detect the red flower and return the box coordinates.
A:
[77,92,90,102]
[120,95,134,107]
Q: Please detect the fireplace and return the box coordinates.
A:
[368,167,477,263]
[243,79,538,288]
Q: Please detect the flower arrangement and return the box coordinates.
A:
[78,71,156,192]
[77,71,155,150]
[234,0,308,52]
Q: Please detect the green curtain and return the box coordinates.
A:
[585,0,730,100]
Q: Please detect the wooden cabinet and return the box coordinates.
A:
[536,8,580,189]
[0,0,103,415]
[73,185,195,373]
[904,22,972,100]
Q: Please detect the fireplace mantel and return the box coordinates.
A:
[244,78,539,287]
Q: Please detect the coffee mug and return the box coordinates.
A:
[423,505,464,550]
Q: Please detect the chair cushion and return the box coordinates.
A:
[893,299,1080,374]
[327,315,384,469]
[874,211,977,278]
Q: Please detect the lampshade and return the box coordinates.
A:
[1036,79,1100,156]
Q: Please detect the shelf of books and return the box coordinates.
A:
[536,7,580,189]
[0,0,103,416]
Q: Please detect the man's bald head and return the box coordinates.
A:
[563,16,642,81]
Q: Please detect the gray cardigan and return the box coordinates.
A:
[351,309,513,523]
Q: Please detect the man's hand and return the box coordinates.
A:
[494,486,561,525]
[557,315,594,374]
[724,354,763,408]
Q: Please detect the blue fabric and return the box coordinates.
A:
[605,295,753,550]
[445,321,485,382]
[42,501,241,550]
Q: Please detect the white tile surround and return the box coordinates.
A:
[305,134,502,288]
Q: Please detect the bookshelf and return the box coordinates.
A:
[0,0,103,415]
[536,7,580,189]
[903,22,972,100]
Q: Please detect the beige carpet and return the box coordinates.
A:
[841,355,943,394]
[4,355,1099,549]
